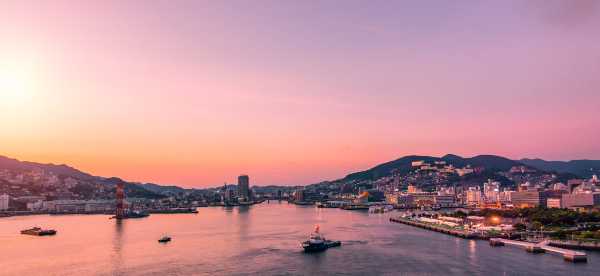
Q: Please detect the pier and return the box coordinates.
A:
[390,217,478,239]
[489,238,587,263]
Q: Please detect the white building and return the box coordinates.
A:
[483,180,501,202]
[0,194,9,210]
[466,187,482,205]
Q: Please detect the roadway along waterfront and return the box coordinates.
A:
[1,202,599,275]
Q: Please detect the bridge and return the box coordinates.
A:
[489,238,587,262]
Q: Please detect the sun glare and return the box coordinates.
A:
[0,60,37,107]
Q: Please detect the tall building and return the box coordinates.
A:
[483,180,500,202]
[466,186,482,205]
[293,189,305,202]
[238,175,250,201]
[0,194,9,211]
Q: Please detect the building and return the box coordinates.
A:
[562,193,600,212]
[547,198,563,209]
[0,194,9,211]
[466,186,482,205]
[238,175,250,201]
[483,180,501,202]
[407,184,421,194]
[434,195,455,207]
[511,191,546,208]
[293,189,305,202]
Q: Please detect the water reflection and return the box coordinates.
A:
[111,219,125,275]
[468,240,477,264]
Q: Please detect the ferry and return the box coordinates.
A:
[301,225,341,253]
[20,227,57,236]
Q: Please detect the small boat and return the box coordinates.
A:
[301,225,341,253]
[158,235,172,243]
[20,227,57,236]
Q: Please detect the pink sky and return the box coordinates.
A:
[1,1,599,187]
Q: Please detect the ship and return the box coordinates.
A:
[110,210,150,219]
[20,227,57,236]
[341,204,370,210]
[301,225,341,253]
[158,235,172,243]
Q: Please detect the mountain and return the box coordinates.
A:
[0,155,165,199]
[341,154,527,182]
[520,159,600,178]
[0,155,95,180]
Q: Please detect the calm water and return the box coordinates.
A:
[1,202,600,276]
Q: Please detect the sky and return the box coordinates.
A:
[1,1,599,187]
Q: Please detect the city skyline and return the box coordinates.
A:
[2,1,600,187]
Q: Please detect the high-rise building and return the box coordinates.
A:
[0,194,9,211]
[466,186,482,205]
[238,175,250,201]
[483,180,500,202]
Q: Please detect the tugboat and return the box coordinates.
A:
[301,225,341,253]
[158,235,172,243]
[20,227,57,236]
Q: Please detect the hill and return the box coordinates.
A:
[342,154,526,182]
[520,159,600,178]
[0,155,165,199]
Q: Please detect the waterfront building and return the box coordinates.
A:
[547,198,563,209]
[511,191,546,208]
[434,195,455,207]
[0,194,9,210]
[238,175,250,201]
[41,200,116,213]
[26,200,44,211]
[562,193,600,212]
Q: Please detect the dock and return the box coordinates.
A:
[390,217,478,239]
[489,238,587,262]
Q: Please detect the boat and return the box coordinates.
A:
[110,210,150,219]
[301,225,341,253]
[341,204,370,210]
[20,227,57,236]
[158,235,172,243]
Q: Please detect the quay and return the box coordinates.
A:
[389,217,478,239]
[489,238,588,263]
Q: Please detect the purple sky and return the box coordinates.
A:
[1,1,599,186]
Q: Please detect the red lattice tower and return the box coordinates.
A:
[115,182,125,219]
